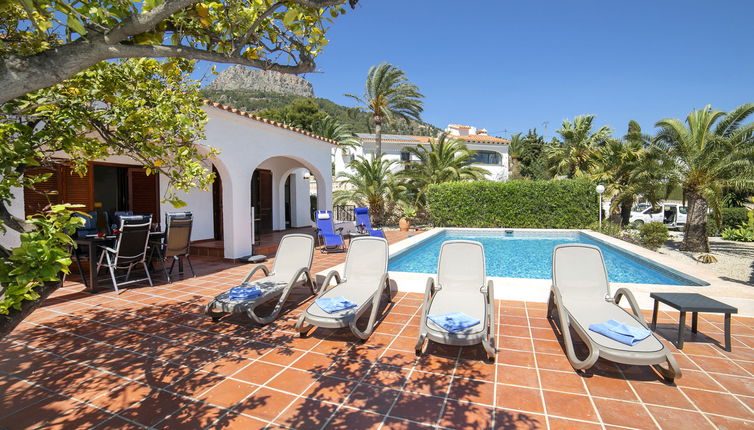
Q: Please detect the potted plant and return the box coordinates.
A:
[399,205,416,232]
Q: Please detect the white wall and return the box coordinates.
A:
[202,106,333,258]
[0,107,335,260]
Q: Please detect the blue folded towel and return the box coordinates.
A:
[588,319,651,346]
[315,296,357,313]
[428,312,480,333]
[228,285,261,301]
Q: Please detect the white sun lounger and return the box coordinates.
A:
[205,234,317,325]
[415,240,496,361]
[547,243,681,381]
[295,236,392,340]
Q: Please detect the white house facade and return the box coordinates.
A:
[1,101,336,260]
[333,124,510,181]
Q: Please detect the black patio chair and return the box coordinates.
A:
[95,215,153,293]
[151,212,195,283]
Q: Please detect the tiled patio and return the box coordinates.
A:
[1,231,753,429]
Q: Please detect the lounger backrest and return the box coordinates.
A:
[437,240,486,292]
[315,211,335,235]
[272,234,314,277]
[354,207,373,230]
[344,236,388,283]
[552,244,610,300]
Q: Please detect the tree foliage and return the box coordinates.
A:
[400,133,487,207]
[346,62,424,156]
[546,115,612,178]
[333,155,407,223]
[0,0,356,103]
[655,103,754,251]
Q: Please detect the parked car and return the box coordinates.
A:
[629,203,687,229]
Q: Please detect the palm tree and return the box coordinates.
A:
[400,133,488,207]
[345,63,424,157]
[508,132,525,179]
[334,155,407,224]
[655,103,754,252]
[590,122,671,225]
[310,115,360,149]
[546,115,613,178]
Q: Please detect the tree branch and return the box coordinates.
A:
[231,1,285,56]
[105,0,198,43]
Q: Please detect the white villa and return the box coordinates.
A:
[333,124,511,181]
[2,101,336,260]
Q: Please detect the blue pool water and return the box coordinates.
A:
[388,230,697,286]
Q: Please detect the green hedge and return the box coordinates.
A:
[426,179,599,228]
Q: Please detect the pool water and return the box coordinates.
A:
[388,230,694,285]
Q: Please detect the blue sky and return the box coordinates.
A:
[199,0,753,140]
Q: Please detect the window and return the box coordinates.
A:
[679,206,687,214]
[471,150,502,165]
[400,150,411,162]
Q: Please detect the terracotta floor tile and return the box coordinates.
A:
[713,373,754,396]
[266,368,318,395]
[454,358,496,382]
[704,414,754,430]
[154,401,227,429]
[494,409,548,429]
[583,374,638,401]
[2,394,84,429]
[88,381,154,413]
[674,369,724,391]
[691,356,750,377]
[535,353,574,372]
[259,347,305,366]
[382,417,431,429]
[388,392,445,424]
[208,412,268,429]
[631,380,694,409]
[542,390,597,422]
[447,377,495,406]
[404,369,452,396]
[96,415,145,429]
[682,387,753,419]
[324,408,383,430]
[167,370,226,398]
[232,361,285,385]
[291,352,337,373]
[324,357,374,380]
[345,383,400,415]
[439,399,493,429]
[496,364,539,388]
[593,397,657,429]
[499,335,535,352]
[364,364,409,388]
[41,405,114,430]
[274,396,338,428]
[196,378,257,408]
[547,417,601,429]
[498,350,536,368]
[302,375,358,403]
[230,387,297,422]
[646,405,715,430]
[119,390,189,426]
[200,354,253,376]
[538,369,587,394]
[496,384,544,414]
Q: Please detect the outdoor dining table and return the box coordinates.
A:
[74,231,164,293]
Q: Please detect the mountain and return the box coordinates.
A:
[205,66,314,98]
[201,68,441,136]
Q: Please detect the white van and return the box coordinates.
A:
[629,203,687,229]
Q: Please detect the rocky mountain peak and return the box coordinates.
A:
[204,66,314,98]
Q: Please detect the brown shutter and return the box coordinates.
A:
[61,166,93,211]
[23,167,61,217]
[128,168,160,227]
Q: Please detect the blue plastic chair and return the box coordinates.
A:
[354,207,385,239]
[314,210,345,253]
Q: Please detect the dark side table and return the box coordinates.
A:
[650,292,738,351]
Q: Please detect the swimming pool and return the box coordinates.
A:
[388,230,703,286]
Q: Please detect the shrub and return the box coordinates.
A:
[588,221,623,238]
[425,179,598,228]
[721,211,754,242]
[638,222,669,250]
[708,207,750,236]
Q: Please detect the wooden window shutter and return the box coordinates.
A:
[128,168,160,227]
[23,167,61,217]
[61,165,94,211]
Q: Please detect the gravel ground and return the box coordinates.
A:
[661,233,754,286]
